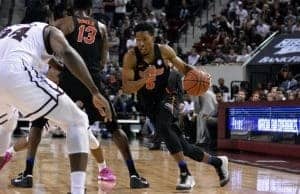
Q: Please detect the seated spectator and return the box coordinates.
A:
[217,77,229,94]
[235,89,247,102]
[250,91,261,102]
[276,67,298,91]
[187,47,200,66]
[266,92,275,101]
[292,18,300,33]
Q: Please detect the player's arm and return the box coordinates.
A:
[47,25,99,94]
[98,22,108,68]
[161,44,193,75]
[46,25,112,120]
[122,50,155,94]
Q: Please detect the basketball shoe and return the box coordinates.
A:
[130,175,150,188]
[216,156,230,187]
[11,172,33,188]
[98,167,116,181]
[176,173,195,190]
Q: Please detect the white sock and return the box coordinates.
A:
[7,146,16,155]
[71,171,86,194]
[98,161,106,171]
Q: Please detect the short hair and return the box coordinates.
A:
[134,22,155,36]
[73,0,92,10]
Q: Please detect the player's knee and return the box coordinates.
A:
[88,128,99,150]
[66,112,89,154]
[72,110,89,130]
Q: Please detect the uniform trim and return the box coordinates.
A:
[0,113,7,119]
[22,62,64,119]
[0,119,8,125]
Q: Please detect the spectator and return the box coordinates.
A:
[235,90,247,102]
[187,48,200,66]
[250,91,260,102]
[217,78,229,94]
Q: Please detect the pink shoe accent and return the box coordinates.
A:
[0,152,12,170]
[98,167,116,181]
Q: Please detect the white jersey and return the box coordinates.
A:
[0,22,53,69]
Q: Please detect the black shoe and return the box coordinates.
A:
[130,175,149,189]
[148,143,161,150]
[11,172,33,188]
[215,156,230,187]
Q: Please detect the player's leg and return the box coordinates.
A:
[60,77,116,182]
[102,100,149,188]
[87,127,116,181]
[155,105,195,190]
[2,66,89,194]
[0,105,18,170]
[157,105,229,188]
[11,118,46,188]
[84,89,148,188]
[177,124,229,187]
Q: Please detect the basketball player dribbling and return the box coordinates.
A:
[0,3,112,194]
[9,0,149,189]
[122,22,230,190]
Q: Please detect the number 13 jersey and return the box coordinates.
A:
[65,16,102,73]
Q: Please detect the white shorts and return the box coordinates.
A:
[0,60,87,129]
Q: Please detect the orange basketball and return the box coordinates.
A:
[183,69,211,96]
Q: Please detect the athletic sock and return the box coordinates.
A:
[126,159,139,177]
[24,157,35,176]
[178,160,191,175]
[71,171,86,194]
[98,161,106,171]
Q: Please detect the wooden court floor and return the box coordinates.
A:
[0,138,300,194]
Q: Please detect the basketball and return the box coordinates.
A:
[183,69,211,96]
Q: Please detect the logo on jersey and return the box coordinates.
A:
[157,59,162,66]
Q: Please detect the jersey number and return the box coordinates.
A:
[77,25,96,44]
[0,27,30,42]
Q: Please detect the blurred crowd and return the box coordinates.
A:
[188,0,300,65]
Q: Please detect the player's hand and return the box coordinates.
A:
[92,93,112,122]
[143,66,157,82]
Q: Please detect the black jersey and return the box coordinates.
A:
[61,16,102,80]
[134,44,170,114]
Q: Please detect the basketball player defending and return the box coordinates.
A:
[10,0,149,189]
[7,0,116,184]
[0,5,112,194]
[122,22,230,190]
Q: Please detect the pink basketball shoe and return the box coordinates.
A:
[98,167,116,182]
